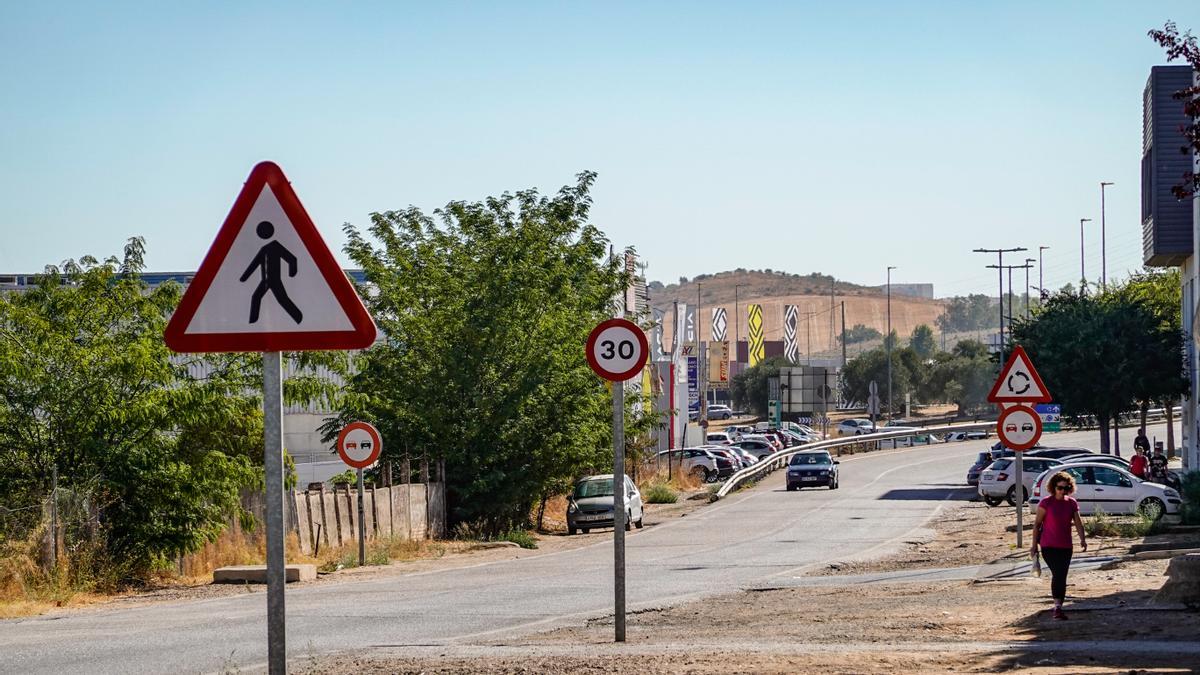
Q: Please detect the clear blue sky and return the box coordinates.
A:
[1,2,1196,297]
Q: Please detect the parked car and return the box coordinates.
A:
[566,474,644,535]
[967,450,1004,486]
[837,419,876,436]
[707,404,733,420]
[1025,447,1091,460]
[978,457,1063,506]
[943,430,989,442]
[727,446,759,468]
[1059,454,1131,471]
[786,451,840,490]
[741,433,782,451]
[657,448,722,482]
[890,432,944,447]
[701,447,741,475]
[1027,462,1183,521]
[705,432,733,445]
[733,438,776,460]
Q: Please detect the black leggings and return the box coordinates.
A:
[1041,546,1073,601]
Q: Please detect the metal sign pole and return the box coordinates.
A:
[357,468,366,567]
[1015,450,1024,548]
[613,378,626,643]
[262,351,286,674]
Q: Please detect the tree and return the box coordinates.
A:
[1010,287,1185,454]
[936,294,995,334]
[838,324,882,345]
[1149,22,1200,199]
[0,239,267,581]
[730,356,790,415]
[910,324,936,359]
[338,172,628,534]
[924,341,996,415]
[841,347,917,410]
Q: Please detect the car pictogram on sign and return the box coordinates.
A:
[1005,423,1017,433]
[1021,423,1034,432]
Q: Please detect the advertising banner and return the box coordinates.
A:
[748,304,765,367]
[687,356,699,412]
[783,305,799,364]
[711,307,727,342]
[708,340,729,386]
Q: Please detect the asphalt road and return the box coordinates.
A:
[0,422,1175,674]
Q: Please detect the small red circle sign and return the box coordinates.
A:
[337,421,382,469]
[586,318,649,382]
[996,405,1042,451]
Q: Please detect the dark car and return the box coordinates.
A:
[733,439,776,460]
[967,450,1011,485]
[1025,447,1091,460]
[786,451,839,490]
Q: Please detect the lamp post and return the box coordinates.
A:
[1100,182,1114,291]
[1024,258,1035,319]
[973,247,1026,363]
[1079,218,1092,294]
[1038,246,1049,302]
[886,266,896,421]
[734,284,747,361]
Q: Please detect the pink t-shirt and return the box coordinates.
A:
[1038,496,1079,549]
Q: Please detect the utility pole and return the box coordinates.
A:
[1038,246,1049,302]
[734,284,746,366]
[1100,182,1114,291]
[697,283,705,414]
[829,276,836,357]
[886,266,896,422]
[840,301,847,368]
[973,247,1027,363]
[1079,218,1092,294]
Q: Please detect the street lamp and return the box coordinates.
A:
[1100,182,1114,291]
[734,284,747,364]
[886,266,897,421]
[1024,258,1035,318]
[1079,218,1092,294]
[1038,246,1050,301]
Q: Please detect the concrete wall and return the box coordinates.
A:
[290,483,430,555]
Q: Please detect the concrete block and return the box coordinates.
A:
[213,564,317,584]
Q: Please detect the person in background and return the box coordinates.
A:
[1133,428,1151,456]
[1130,446,1149,480]
[1030,471,1087,620]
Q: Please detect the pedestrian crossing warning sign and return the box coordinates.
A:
[164,161,377,353]
[987,345,1051,404]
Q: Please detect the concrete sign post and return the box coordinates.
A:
[164,162,377,675]
[988,346,1051,551]
[337,422,382,567]
[585,318,649,643]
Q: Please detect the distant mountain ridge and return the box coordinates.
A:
[648,269,882,313]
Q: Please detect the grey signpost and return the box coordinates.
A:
[585,318,649,643]
[262,352,286,671]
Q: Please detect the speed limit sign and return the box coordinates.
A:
[586,318,649,382]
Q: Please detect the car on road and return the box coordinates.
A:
[837,419,876,436]
[786,451,839,490]
[707,404,733,420]
[1027,462,1183,521]
[977,456,1063,506]
[567,474,644,535]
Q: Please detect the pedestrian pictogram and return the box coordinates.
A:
[164,161,377,353]
[987,345,1051,403]
[241,220,303,325]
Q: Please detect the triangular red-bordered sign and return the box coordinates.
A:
[987,345,1051,403]
[164,161,377,353]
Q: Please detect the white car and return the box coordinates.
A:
[837,419,875,436]
[978,456,1062,506]
[707,404,733,420]
[943,430,990,442]
[705,431,733,445]
[1058,454,1131,471]
[1027,462,1183,521]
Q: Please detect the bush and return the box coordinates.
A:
[1181,471,1200,525]
[496,529,538,550]
[329,470,355,486]
[643,483,678,504]
[1083,508,1162,538]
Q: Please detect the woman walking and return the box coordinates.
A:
[1030,471,1087,619]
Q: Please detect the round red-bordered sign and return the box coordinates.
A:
[996,405,1042,451]
[336,421,382,469]
[586,318,649,382]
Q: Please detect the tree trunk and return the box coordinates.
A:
[535,496,547,532]
[1140,399,1150,432]
[1113,416,1121,458]
[1166,401,1176,457]
[1098,415,1111,454]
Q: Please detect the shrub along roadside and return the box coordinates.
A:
[1181,471,1200,526]
[643,483,678,504]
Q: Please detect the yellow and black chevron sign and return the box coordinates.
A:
[748,304,764,366]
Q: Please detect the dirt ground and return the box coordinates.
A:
[304,499,1200,674]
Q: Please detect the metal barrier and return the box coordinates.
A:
[715,421,996,498]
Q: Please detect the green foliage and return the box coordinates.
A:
[0,240,264,579]
[337,172,628,535]
[730,355,790,414]
[1010,280,1186,452]
[1180,471,1200,526]
[496,529,538,549]
[838,323,882,345]
[909,324,936,359]
[643,483,678,504]
[936,294,996,334]
[329,470,355,486]
[840,347,917,410]
[1083,507,1162,538]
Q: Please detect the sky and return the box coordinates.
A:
[1,2,1197,298]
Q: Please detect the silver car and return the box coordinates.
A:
[567,474,644,535]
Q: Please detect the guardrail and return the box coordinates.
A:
[715,421,996,498]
